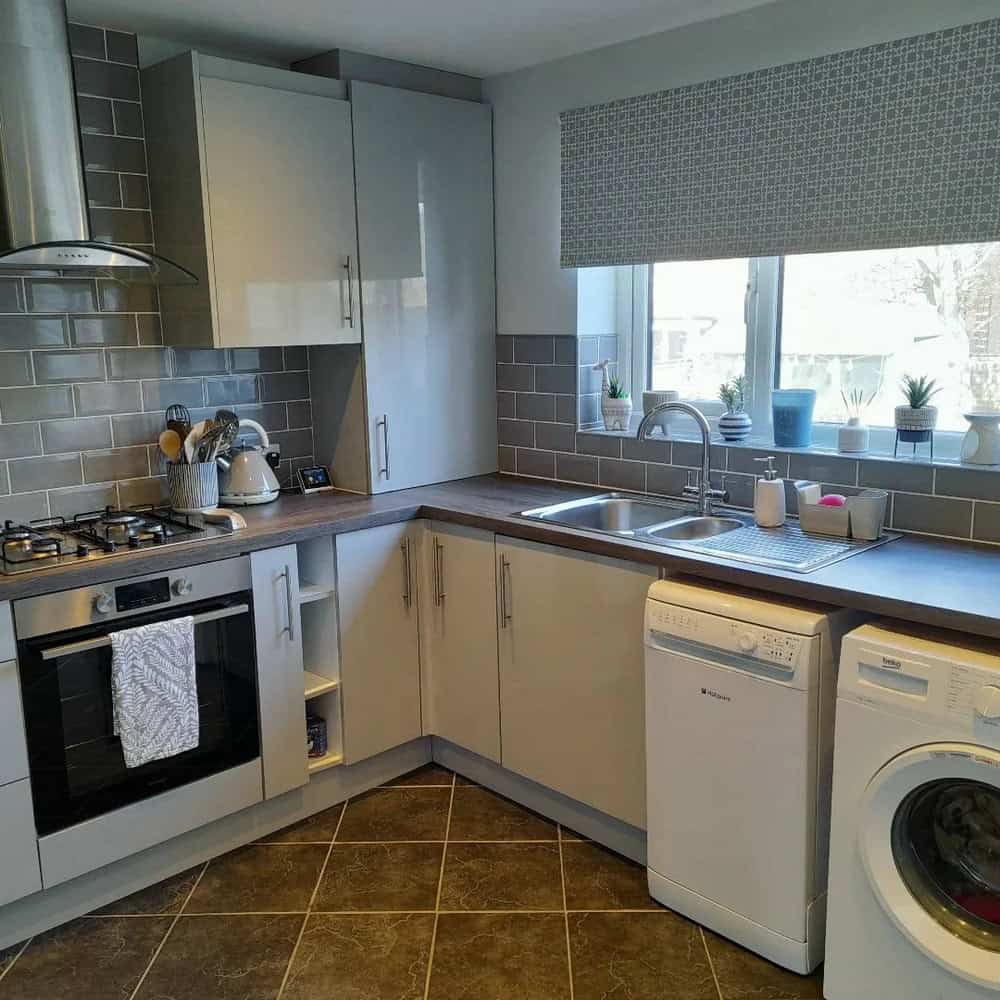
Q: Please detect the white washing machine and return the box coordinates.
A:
[826,622,1000,999]
[644,578,863,973]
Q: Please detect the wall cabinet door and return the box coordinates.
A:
[351,82,497,492]
[337,523,422,764]
[421,523,500,762]
[0,779,41,906]
[496,537,655,828]
[200,77,360,347]
[251,545,308,798]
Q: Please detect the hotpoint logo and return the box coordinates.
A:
[701,687,731,703]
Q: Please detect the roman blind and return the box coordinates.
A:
[560,18,1000,268]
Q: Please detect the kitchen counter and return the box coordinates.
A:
[2,474,998,639]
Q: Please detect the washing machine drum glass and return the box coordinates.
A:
[893,779,1000,951]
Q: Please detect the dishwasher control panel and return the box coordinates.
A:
[645,600,817,673]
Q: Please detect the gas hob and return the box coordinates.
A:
[0,506,233,575]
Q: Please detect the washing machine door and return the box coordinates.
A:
[860,742,1000,990]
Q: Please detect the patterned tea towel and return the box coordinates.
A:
[110,617,199,768]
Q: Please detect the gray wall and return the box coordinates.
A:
[0,24,315,524]
[483,0,1000,338]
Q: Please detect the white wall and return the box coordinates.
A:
[483,0,999,338]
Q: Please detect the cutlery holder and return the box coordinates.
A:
[167,462,219,513]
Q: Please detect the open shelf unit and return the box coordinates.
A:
[296,535,343,772]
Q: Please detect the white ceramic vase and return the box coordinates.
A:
[838,417,870,453]
[961,411,1000,465]
[718,410,752,442]
[602,395,632,432]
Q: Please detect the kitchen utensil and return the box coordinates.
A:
[209,410,240,462]
[216,419,281,505]
[165,403,192,442]
[183,423,207,464]
[158,429,182,463]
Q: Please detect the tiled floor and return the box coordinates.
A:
[0,764,824,999]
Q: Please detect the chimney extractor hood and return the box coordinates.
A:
[0,0,196,285]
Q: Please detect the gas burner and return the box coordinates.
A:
[102,512,140,526]
[32,538,60,554]
[2,528,30,542]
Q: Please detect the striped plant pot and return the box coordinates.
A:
[894,405,938,432]
[167,462,219,513]
[719,410,752,442]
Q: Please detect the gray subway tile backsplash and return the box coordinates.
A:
[576,432,621,459]
[892,493,973,538]
[513,336,554,365]
[859,458,934,494]
[515,393,555,422]
[535,365,576,394]
[497,392,515,419]
[534,422,576,453]
[516,448,556,478]
[555,452,598,485]
[498,418,535,448]
[934,465,1000,502]
[0,24,319,518]
[973,503,1000,544]
[599,457,646,492]
[496,364,534,392]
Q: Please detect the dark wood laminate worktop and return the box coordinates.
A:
[2,474,998,639]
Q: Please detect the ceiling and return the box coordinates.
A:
[68,0,780,77]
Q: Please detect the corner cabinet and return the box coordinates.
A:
[350,83,498,492]
[250,546,309,798]
[496,537,655,829]
[336,523,422,764]
[142,53,361,348]
[420,523,500,762]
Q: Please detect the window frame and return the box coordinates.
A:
[634,254,972,463]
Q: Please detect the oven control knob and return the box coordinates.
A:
[975,685,1000,720]
[738,633,758,653]
[93,592,114,615]
[172,578,193,597]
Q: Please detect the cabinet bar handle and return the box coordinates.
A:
[280,565,295,641]
[401,540,412,609]
[377,415,390,480]
[343,255,355,328]
[433,537,445,606]
[500,555,512,628]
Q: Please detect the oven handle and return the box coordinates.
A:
[40,604,251,661]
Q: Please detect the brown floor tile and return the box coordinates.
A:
[91,865,203,915]
[186,844,327,913]
[0,941,26,978]
[440,842,564,911]
[704,930,823,999]
[383,763,454,786]
[283,913,434,1000]
[448,786,557,841]
[313,843,443,911]
[1,917,170,1000]
[562,840,658,910]
[337,787,451,842]
[428,912,570,1000]
[135,914,302,1000]
[570,911,718,1000]
[256,802,345,844]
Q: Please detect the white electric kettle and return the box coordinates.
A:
[216,419,280,505]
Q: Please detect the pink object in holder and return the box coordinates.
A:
[818,494,847,507]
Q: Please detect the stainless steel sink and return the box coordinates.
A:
[646,515,745,541]
[518,494,688,535]
[517,492,898,572]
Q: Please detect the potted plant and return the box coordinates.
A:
[895,375,940,434]
[718,375,752,442]
[838,388,874,453]
[602,375,633,432]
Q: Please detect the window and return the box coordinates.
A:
[636,242,1000,459]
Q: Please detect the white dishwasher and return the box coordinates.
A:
[644,578,862,974]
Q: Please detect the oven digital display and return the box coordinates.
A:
[116,577,171,613]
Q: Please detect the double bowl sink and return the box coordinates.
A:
[517,493,893,572]
[520,494,748,543]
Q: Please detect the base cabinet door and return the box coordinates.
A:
[422,523,500,762]
[497,537,655,828]
[0,779,41,905]
[337,524,422,764]
[251,545,308,799]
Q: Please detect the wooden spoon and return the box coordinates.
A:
[158,429,182,463]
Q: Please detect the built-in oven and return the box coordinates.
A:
[14,557,260,836]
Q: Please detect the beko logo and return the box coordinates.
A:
[701,687,731,703]
[881,656,903,670]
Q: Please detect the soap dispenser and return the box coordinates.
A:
[753,456,786,527]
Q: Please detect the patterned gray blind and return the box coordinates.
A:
[560,19,1000,268]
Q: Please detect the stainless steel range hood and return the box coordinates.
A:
[0,0,196,285]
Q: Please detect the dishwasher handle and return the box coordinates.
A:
[647,630,797,678]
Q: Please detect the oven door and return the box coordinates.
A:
[17,593,260,836]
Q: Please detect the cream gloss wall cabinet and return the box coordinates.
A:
[420,523,501,762]
[142,53,361,348]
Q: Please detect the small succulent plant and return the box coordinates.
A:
[607,376,629,400]
[718,375,747,413]
[900,374,941,409]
